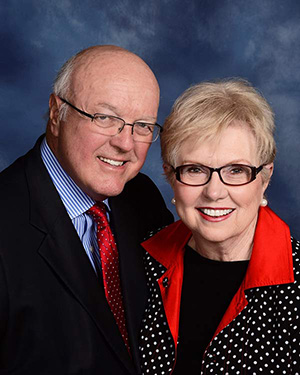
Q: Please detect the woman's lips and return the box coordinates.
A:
[197,207,235,222]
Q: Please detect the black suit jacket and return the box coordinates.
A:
[0,137,173,374]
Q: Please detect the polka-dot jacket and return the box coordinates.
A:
[139,206,300,374]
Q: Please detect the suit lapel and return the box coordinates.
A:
[109,194,148,372]
[25,138,135,373]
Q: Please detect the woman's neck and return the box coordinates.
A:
[188,221,257,262]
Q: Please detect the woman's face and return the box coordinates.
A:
[171,122,272,249]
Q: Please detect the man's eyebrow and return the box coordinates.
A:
[94,102,157,122]
[94,102,119,114]
[135,117,157,123]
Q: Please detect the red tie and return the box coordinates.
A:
[88,202,130,351]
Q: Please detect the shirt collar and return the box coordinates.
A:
[40,137,95,219]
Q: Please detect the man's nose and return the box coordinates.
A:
[110,123,135,152]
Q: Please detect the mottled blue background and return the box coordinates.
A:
[1,0,299,238]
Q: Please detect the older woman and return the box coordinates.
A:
[138,79,300,375]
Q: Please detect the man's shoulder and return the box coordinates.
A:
[0,153,27,192]
[0,136,45,204]
[110,172,174,232]
[124,172,157,190]
[116,173,157,203]
[0,137,42,182]
[120,172,168,210]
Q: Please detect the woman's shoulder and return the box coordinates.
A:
[290,237,300,289]
[141,221,191,266]
[291,236,300,246]
[143,220,188,241]
[291,236,300,266]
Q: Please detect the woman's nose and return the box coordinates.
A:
[202,171,228,201]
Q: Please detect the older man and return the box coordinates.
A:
[0,45,173,374]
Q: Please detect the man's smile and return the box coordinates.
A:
[97,156,127,167]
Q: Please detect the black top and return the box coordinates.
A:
[172,245,249,375]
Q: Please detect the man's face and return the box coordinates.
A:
[48,52,159,201]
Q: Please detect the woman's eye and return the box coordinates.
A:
[186,166,205,174]
[228,166,249,175]
[230,168,243,174]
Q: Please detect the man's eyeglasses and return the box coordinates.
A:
[172,163,264,186]
[58,97,162,143]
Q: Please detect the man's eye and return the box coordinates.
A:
[136,122,147,128]
[96,115,110,121]
[136,122,152,130]
[134,123,153,135]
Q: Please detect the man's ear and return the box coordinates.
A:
[48,94,62,137]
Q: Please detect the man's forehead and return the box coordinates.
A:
[70,52,159,99]
[74,49,145,78]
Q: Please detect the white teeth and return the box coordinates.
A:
[201,208,233,217]
[99,156,125,166]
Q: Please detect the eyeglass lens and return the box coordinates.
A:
[178,164,254,186]
[93,115,159,142]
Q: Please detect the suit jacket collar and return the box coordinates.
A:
[109,193,148,372]
[25,136,137,374]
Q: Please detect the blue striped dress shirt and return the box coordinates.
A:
[40,137,106,274]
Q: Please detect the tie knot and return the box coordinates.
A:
[87,202,108,228]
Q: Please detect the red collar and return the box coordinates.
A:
[142,206,294,345]
[142,206,294,287]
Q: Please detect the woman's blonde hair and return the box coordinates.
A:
[161,79,276,182]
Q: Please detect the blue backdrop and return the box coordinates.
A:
[1,0,299,238]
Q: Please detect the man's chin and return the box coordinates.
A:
[89,184,127,202]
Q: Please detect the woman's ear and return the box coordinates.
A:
[163,163,170,174]
[263,162,274,191]
[163,163,175,186]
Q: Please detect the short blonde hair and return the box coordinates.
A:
[161,79,276,182]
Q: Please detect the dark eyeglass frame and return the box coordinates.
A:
[58,97,163,143]
[172,163,264,187]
